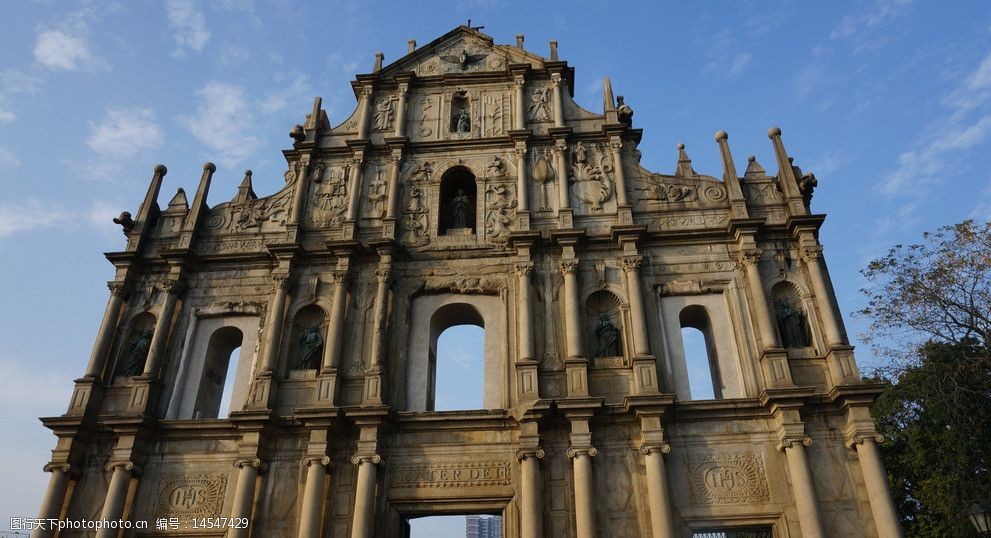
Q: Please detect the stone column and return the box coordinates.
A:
[515,142,529,212]
[739,249,779,349]
[367,265,390,372]
[516,263,535,362]
[513,74,526,130]
[141,278,183,377]
[607,138,629,207]
[95,462,135,538]
[349,455,381,538]
[346,153,365,222]
[550,73,564,128]
[298,456,331,538]
[84,281,128,378]
[229,458,264,538]
[35,464,72,537]
[356,86,372,140]
[641,444,675,538]
[560,259,582,359]
[385,149,403,219]
[517,449,545,538]
[393,82,409,137]
[801,245,845,347]
[321,270,349,372]
[622,256,650,356]
[568,447,598,538]
[852,436,903,538]
[781,437,825,538]
[260,274,292,373]
[554,140,570,210]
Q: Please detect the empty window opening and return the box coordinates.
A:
[407,514,502,538]
[193,327,243,419]
[429,303,484,411]
[680,305,723,400]
[439,166,477,234]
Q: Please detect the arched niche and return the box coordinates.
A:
[771,281,812,349]
[438,166,477,235]
[287,304,328,373]
[584,289,626,359]
[405,294,505,411]
[658,293,745,400]
[113,312,156,380]
[165,314,260,419]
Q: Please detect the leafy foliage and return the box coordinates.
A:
[860,221,991,537]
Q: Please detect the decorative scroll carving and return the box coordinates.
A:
[391,460,510,488]
[687,453,770,505]
[156,473,228,519]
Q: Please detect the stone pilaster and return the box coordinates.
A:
[550,72,564,128]
[607,136,631,224]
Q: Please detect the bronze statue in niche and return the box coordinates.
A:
[776,298,810,348]
[295,325,324,370]
[118,328,152,377]
[450,91,471,133]
[594,314,621,357]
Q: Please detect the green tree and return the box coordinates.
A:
[860,220,991,537]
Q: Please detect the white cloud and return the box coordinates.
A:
[729,52,753,76]
[0,108,14,123]
[257,72,311,114]
[0,145,20,167]
[166,0,211,55]
[87,108,164,157]
[830,0,912,40]
[0,199,63,239]
[702,30,754,79]
[86,199,123,231]
[179,81,261,166]
[33,29,101,71]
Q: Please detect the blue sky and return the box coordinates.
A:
[1,0,990,534]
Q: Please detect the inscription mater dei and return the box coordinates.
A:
[390,460,511,488]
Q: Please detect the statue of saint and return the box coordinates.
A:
[296,325,323,370]
[574,141,587,164]
[455,107,470,133]
[451,189,470,229]
[776,298,810,348]
[594,314,621,357]
[119,328,152,377]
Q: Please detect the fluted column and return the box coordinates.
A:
[781,437,824,538]
[517,449,545,538]
[393,82,409,137]
[852,436,903,538]
[260,274,292,373]
[349,455,381,538]
[298,456,331,538]
[560,259,582,359]
[229,458,264,538]
[513,74,526,130]
[141,278,183,377]
[84,281,128,378]
[739,249,779,349]
[515,142,529,212]
[622,256,650,356]
[801,245,845,347]
[553,140,570,210]
[516,263,535,362]
[321,270,349,372]
[568,447,598,538]
[385,149,403,219]
[641,444,674,538]
[550,73,564,128]
[34,464,72,538]
[95,462,135,538]
[607,138,628,207]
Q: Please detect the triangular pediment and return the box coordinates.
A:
[377,25,548,78]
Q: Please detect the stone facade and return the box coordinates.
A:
[36,26,902,538]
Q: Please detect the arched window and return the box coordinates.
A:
[217,346,240,418]
[288,304,327,372]
[679,305,723,400]
[585,290,624,358]
[439,166,477,235]
[193,326,243,419]
[771,282,812,348]
[428,303,484,411]
[114,312,156,379]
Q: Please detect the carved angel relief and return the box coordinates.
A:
[569,143,613,212]
[484,183,516,242]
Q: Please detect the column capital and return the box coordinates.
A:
[514,141,528,156]
[107,280,130,297]
[777,436,813,452]
[514,262,534,277]
[553,139,568,153]
[550,72,562,86]
[358,85,373,99]
[390,148,403,162]
[513,74,526,88]
[560,259,579,275]
[331,269,349,284]
[846,433,884,450]
[621,255,644,273]
[300,455,333,469]
[351,453,382,465]
[163,277,187,297]
[105,460,141,475]
[374,266,391,282]
[397,81,409,94]
[638,443,671,455]
[566,446,598,459]
[273,272,292,291]
[738,248,763,265]
[801,244,824,262]
[43,462,78,476]
[608,138,623,153]
[233,457,269,473]
[515,448,545,460]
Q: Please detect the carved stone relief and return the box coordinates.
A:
[482,93,509,136]
[390,460,511,488]
[401,184,429,247]
[569,144,613,213]
[308,165,349,228]
[527,86,552,122]
[365,167,387,219]
[156,473,228,519]
[484,183,516,242]
[687,453,770,505]
[373,95,397,131]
